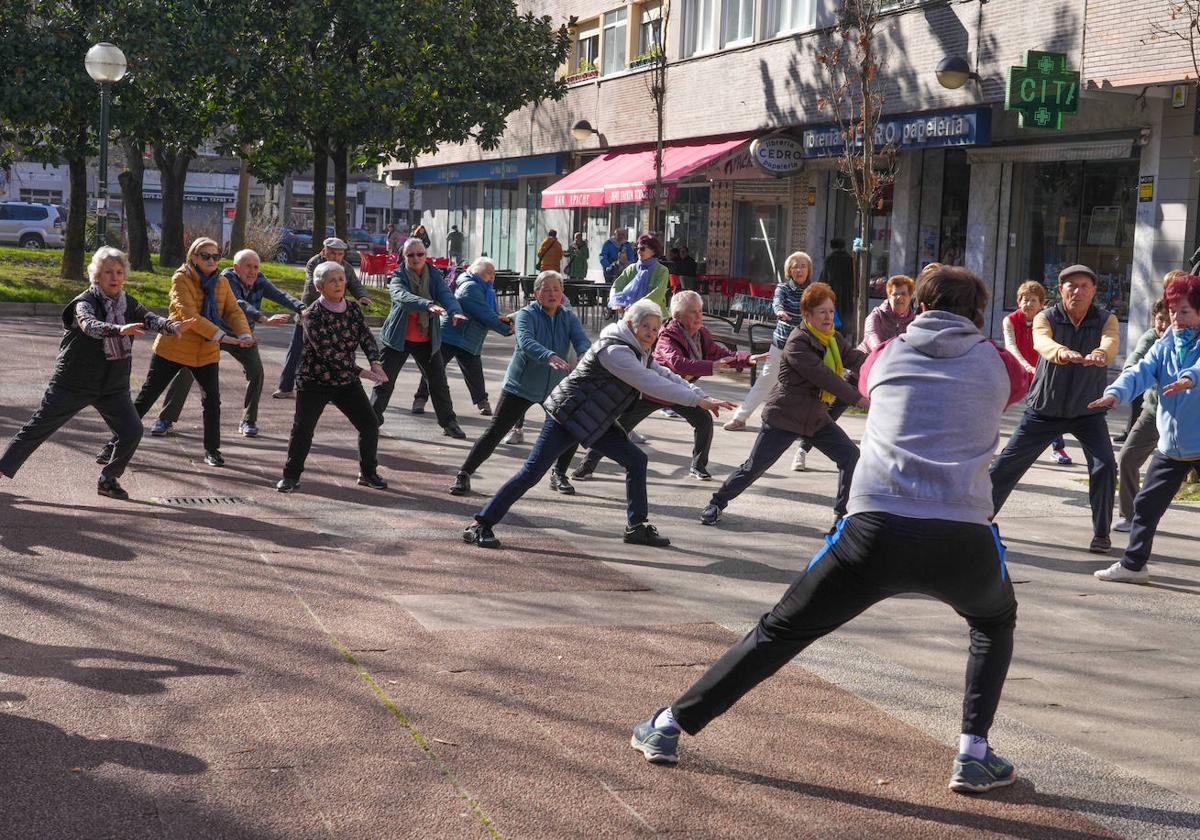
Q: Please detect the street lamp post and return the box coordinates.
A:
[84,42,128,250]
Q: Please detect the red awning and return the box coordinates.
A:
[541,136,748,209]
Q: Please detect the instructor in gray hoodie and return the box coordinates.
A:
[630,266,1031,796]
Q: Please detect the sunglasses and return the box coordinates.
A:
[197,251,220,261]
[406,252,426,258]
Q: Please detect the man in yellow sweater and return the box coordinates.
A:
[990,265,1120,553]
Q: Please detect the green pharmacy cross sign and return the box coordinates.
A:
[1005,50,1080,130]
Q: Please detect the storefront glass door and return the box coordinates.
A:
[482,179,518,270]
[733,201,787,282]
[524,177,550,273]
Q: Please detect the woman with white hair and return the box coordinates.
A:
[573,290,749,482]
[411,255,512,416]
[276,261,389,493]
[96,237,254,469]
[463,298,735,550]
[0,248,193,500]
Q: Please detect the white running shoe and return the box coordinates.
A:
[502,427,524,445]
[1094,561,1149,584]
[1113,518,1132,533]
[791,450,807,472]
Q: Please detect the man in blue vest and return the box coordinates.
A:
[989,264,1119,553]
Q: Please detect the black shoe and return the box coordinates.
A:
[572,460,597,481]
[549,471,576,495]
[96,442,115,465]
[463,521,500,548]
[624,522,671,547]
[449,472,471,496]
[276,477,299,493]
[97,476,129,501]
[688,466,712,481]
[700,503,722,526]
[1113,433,1129,443]
[443,422,466,439]
[203,450,225,467]
[478,400,493,416]
[411,398,427,415]
[1089,535,1112,554]
[357,473,387,490]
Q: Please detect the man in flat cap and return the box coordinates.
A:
[990,264,1120,553]
[274,237,374,398]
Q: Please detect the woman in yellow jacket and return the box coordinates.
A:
[98,237,254,468]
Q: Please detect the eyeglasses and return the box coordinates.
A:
[406,252,426,258]
[197,252,220,261]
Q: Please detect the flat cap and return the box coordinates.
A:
[1058,264,1098,283]
[323,237,349,250]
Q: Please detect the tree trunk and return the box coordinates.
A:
[856,208,870,343]
[332,142,348,239]
[230,156,251,255]
[60,152,88,280]
[154,145,193,266]
[311,136,329,243]
[118,139,152,271]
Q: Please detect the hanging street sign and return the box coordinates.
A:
[1005,50,1080,130]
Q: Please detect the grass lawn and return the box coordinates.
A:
[0,247,307,311]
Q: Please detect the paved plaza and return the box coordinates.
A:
[1,314,1198,839]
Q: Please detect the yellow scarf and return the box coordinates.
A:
[804,320,843,405]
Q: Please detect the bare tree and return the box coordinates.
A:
[816,0,897,338]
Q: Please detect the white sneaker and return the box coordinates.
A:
[502,427,524,445]
[791,450,807,472]
[1113,518,1132,533]
[1094,561,1149,584]
[629,430,648,444]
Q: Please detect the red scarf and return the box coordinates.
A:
[1006,309,1037,384]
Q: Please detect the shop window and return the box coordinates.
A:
[666,186,710,264]
[938,149,969,266]
[682,0,717,56]
[601,8,628,76]
[1005,159,1138,319]
[19,188,64,204]
[764,0,814,34]
[733,200,787,283]
[482,180,518,270]
[723,0,755,45]
[448,184,475,248]
[832,176,892,298]
[638,2,662,55]
[524,177,550,272]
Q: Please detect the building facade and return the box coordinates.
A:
[399,0,1200,352]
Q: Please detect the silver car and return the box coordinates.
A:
[0,202,66,248]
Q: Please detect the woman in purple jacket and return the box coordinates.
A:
[859,274,916,353]
[572,291,749,481]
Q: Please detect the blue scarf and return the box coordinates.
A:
[474,274,497,311]
[612,257,657,308]
[197,264,221,325]
[1174,326,1198,366]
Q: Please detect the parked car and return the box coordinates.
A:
[273,228,313,264]
[0,202,66,249]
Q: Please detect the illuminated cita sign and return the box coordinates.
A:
[1005,50,1080,130]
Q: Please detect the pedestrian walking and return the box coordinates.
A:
[701,282,868,529]
[1112,301,1170,532]
[990,264,1120,553]
[277,261,389,493]
[599,229,635,282]
[150,249,302,439]
[411,257,513,417]
[274,237,373,398]
[536,229,564,271]
[370,238,469,438]
[1001,280,1073,465]
[462,299,734,550]
[632,266,1029,796]
[818,238,854,332]
[446,225,464,264]
[97,237,255,469]
[0,248,192,500]
[564,232,589,280]
[449,270,591,496]
[724,251,812,433]
[1090,275,1200,584]
[609,235,670,317]
[572,290,750,482]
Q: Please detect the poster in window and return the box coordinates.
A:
[1086,205,1121,247]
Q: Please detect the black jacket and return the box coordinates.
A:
[1027,303,1115,418]
[543,335,644,446]
[51,290,159,395]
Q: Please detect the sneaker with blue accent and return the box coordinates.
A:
[150,419,172,436]
[948,748,1016,794]
[630,707,679,764]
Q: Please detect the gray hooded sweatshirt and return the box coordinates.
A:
[846,310,1024,525]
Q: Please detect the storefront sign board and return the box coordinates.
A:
[751,136,805,175]
[413,154,563,186]
[801,107,991,157]
[1004,50,1079,130]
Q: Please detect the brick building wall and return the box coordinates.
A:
[1085,0,1196,87]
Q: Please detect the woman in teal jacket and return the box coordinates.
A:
[1090,275,1200,585]
[413,257,513,415]
[609,234,670,318]
[449,270,591,496]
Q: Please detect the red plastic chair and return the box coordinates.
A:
[669,274,682,293]
[430,257,450,269]
[749,281,776,299]
[384,254,399,273]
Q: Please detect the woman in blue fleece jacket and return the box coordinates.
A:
[1090,274,1200,585]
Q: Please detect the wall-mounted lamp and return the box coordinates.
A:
[935,56,981,90]
[571,119,599,141]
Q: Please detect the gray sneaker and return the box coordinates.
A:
[949,748,1015,794]
[630,708,679,764]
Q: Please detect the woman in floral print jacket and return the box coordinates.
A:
[277,262,389,494]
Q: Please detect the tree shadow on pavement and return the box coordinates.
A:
[0,635,239,695]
